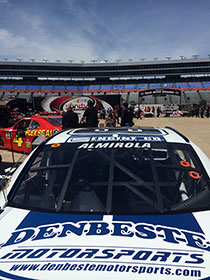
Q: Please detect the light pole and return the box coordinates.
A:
[139,58,146,61]
[16,58,23,62]
[3,58,8,62]
[180,56,186,60]
[30,59,35,62]
[128,58,133,62]
[91,60,97,63]
[165,57,172,60]
[115,59,121,63]
[153,57,158,61]
[67,60,74,63]
[42,59,49,63]
[56,60,61,63]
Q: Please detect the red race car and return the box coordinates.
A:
[0,114,62,153]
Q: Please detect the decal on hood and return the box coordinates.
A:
[0,212,209,279]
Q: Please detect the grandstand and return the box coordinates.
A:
[1,58,210,106]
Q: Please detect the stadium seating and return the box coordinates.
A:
[189,82,202,91]
[88,85,100,93]
[137,84,148,91]
[13,85,27,93]
[175,82,189,90]
[66,85,78,94]
[162,83,174,89]
[54,85,65,93]
[41,85,53,93]
[113,84,124,93]
[124,84,136,92]
[78,85,89,94]
[28,85,40,93]
[149,83,161,89]
[0,85,14,92]
[100,85,112,93]
[202,82,210,90]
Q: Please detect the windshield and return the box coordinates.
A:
[46,117,62,126]
[8,141,210,214]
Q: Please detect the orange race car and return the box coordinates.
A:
[0,114,62,153]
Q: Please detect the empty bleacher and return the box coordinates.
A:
[203,82,210,90]
[28,85,40,93]
[162,83,174,89]
[66,85,78,94]
[113,84,124,93]
[78,85,89,94]
[189,82,202,91]
[41,85,53,93]
[124,84,136,92]
[88,85,100,93]
[137,84,148,91]
[0,79,210,106]
[175,82,189,90]
[54,85,65,93]
[14,85,27,92]
[100,85,112,93]
[0,85,14,92]
[149,83,162,89]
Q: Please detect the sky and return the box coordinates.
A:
[0,0,210,63]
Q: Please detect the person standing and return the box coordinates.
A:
[62,105,79,129]
[120,102,134,127]
[80,100,98,127]
[206,104,210,118]
[200,105,205,118]
[157,107,161,117]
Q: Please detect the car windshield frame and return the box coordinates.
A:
[8,140,210,215]
[45,117,62,126]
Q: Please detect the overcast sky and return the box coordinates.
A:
[0,0,210,63]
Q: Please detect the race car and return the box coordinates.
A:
[0,126,210,280]
[0,114,62,153]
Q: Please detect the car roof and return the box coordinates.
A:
[31,114,62,118]
[46,126,190,145]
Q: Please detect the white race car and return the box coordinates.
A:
[0,127,210,280]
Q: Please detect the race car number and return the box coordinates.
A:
[13,135,23,147]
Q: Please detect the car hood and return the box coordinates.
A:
[0,207,210,280]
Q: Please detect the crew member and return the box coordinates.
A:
[62,105,79,129]
[120,102,134,127]
[80,100,98,127]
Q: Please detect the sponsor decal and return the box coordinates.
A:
[1,219,209,253]
[25,129,57,137]
[26,139,31,148]
[0,214,209,278]
[5,131,11,139]
[68,134,166,144]
[13,135,24,147]
[77,142,152,149]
